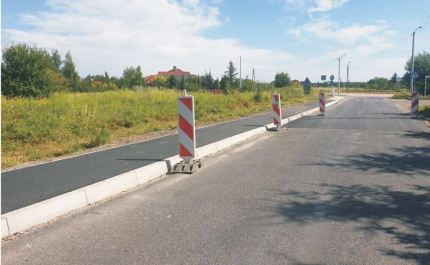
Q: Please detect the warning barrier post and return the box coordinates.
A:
[272,93,282,130]
[174,90,201,173]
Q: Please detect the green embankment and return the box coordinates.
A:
[420,105,430,119]
[2,87,322,168]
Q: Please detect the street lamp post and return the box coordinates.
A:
[338,53,346,96]
[410,26,422,93]
[347,61,351,91]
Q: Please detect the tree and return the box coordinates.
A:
[1,43,65,97]
[213,78,220,89]
[122,65,143,88]
[367,77,390,90]
[404,51,430,93]
[274,72,291,87]
[61,51,79,90]
[179,76,185,90]
[51,49,62,72]
[220,75,228,91]
[167,75,176,88]
[201,72,214,89]
[152,75,167,87]
[104,71,109,81]
[225,61,238,88]
[241,79,255,90]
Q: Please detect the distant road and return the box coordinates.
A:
[2,100,328,213]
[3,96,429,265]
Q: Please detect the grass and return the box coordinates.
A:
[2,87,323,168]
[341,88,398,94]
[420,105,430,119]
[391,90,430,100]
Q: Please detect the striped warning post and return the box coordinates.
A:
[319,92,325,116]
[272,93,282,129]
[178,95,196,161]
[411,91,419,116]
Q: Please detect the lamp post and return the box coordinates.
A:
[410,26,422,93]
[338,53,346,96]
[347,61,351,91]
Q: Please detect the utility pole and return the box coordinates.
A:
[338,53,346,96]
[347,61,351,91]
[411,26,422,93]
[239,56,242,90]
[252,68,255,82]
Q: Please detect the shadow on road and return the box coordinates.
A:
[272,184,430,264]
[323,146,430,176]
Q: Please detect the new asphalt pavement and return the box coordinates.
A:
[2,96,429,265]
[2,100,327,213]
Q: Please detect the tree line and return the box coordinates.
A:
[2,43,429,98]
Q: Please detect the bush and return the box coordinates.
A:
[1,44,67,98]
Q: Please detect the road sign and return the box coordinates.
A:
[321,75,326,81]
[330,75,335,81]
[412,72,419,80]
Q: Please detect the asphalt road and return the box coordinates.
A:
[2,100,326,213]
[2,96,429,265]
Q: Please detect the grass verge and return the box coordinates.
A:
[419,105,430,119]
[2,87,324,168]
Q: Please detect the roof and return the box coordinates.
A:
[158,67,190,77]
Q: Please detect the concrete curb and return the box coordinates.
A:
[1,97,344,238]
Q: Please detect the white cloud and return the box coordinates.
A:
[289,17,394,55]
[285,0,349,13]
[2,0,292,81]
[308,0,349,13]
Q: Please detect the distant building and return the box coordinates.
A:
[145,66,192,84]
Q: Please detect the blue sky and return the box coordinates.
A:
[2,0,430,82]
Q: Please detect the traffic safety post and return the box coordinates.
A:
[319,91,326,116]
[411,91,419,116]
[272,93,282,130]
[174,90,202,173]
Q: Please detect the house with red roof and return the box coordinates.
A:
[144,66,192,84]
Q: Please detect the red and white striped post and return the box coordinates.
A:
[411,91,419,116]
[319,91,325,116]
[178,91,196,161]
[272,93,282,129]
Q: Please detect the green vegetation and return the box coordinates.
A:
[2,86,322,168]
[391,91,430,100]
[1,44,68,98]
[274,72,291,88]
[420,105,430,119]
[403,52,430,94]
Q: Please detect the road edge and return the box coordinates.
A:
[1,97,344,239]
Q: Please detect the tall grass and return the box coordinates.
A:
[2,87,321,168]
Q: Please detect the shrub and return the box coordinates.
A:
[1,44,67,98]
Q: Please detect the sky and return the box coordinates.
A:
[2,0,430,82]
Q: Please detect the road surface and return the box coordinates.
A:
[2,96,429,265]
[2,100,328,213]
